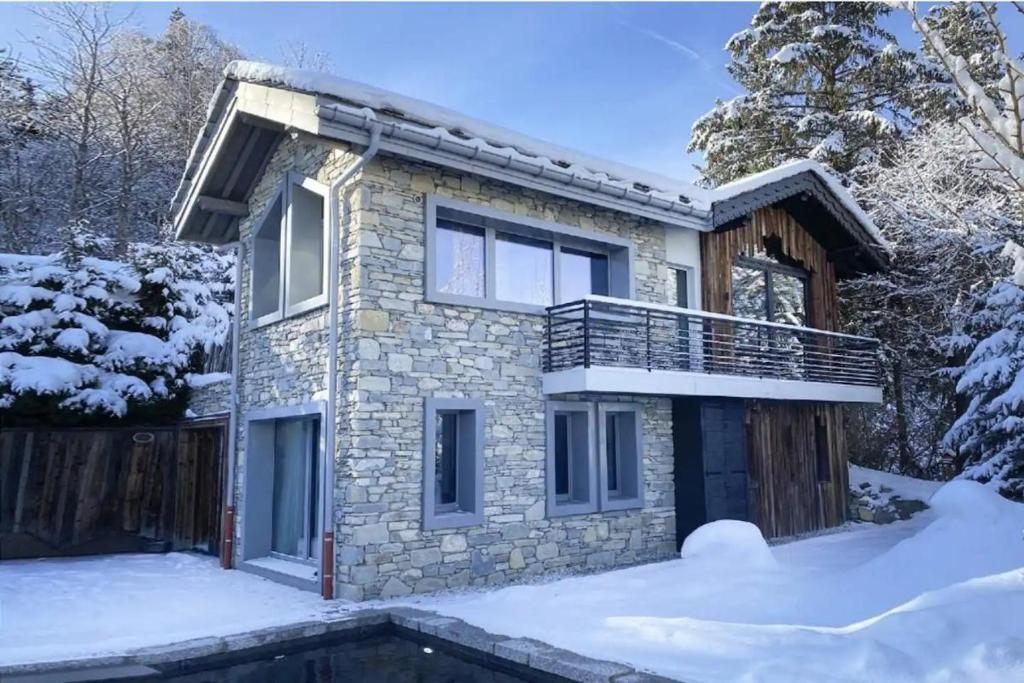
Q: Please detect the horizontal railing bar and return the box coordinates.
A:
[550,295,880,344]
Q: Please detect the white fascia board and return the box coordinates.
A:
[316,116,711,232]
[543,367,883,404]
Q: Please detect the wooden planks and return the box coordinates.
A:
[744,399,849,538]
[701,206,840,331]
[700,205,849,537]
[0,422,225,559]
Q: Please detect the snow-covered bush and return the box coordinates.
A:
[0,224,231,423]
[679,520,777,570]
[944,246,1024,501]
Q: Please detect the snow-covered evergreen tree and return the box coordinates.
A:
[945,245,1024,500]
[842,121,1022,475]
[689,2,922,185]
[0,224,231,424]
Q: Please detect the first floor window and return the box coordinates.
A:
[435,220,485,297]
[495,232,554,306]
[252,195,283,319]
[271,416,320,560]
[730,253,809,326]
[242,405,324,569]
[601,406,642,507]
[424,398,485,530]
[546,402,642,517]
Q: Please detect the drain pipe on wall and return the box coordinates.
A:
[321,122,383,599]
[221,241,243,569]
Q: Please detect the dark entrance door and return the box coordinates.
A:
[673,398,749,549]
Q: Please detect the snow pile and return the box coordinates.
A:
[679,519,778,571]
[0,229,232,420]
[419,481,1024,682]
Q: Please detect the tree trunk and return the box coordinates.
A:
[892,357,912,473]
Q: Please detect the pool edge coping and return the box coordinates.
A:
[0,607,679,682]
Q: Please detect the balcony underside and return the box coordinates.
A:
[542,366,883,404]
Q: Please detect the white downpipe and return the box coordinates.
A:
[322,124,382,597]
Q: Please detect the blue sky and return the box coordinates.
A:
[0,2,948,182]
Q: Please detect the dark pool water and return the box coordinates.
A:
[155,630,564,683]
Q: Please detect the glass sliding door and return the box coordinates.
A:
[271,416,320,562]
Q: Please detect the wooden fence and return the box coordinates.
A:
[0,419,226,560]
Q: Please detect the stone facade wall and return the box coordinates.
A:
[187,378,231,418]
[332,155,680,600]
[230,136,359,562]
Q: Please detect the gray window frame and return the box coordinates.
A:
[241,402,327,573]
[425,194,635,315]
[597,402,645,512]
[249,171,329,328]
[545,401,598,518]
[423,397,486,530]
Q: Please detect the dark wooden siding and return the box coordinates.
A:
[745,401,849,538]
[700,205,849,537]
[0,421,225,559]
[701,205,840,331]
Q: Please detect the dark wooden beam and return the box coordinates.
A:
[197,195,249,218]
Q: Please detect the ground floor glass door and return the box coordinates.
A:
[271,416,320,561]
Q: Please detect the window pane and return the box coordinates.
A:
[772,271,807,326]
[731,265,768,321]
[560,248,609,302]
[673,268,689,308]
[252,195,282,318]
[288,183,325,306]
[495,233,553,306]
[436,412,459,506]
[606,413,619,493]
[272,417,312,558]
[435,221,485,297]
[554,413,570,497]
[307,418,320,558]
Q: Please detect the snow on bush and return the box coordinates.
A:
[0,225,232,421]
[679,519,778,570]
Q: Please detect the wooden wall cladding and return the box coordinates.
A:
[0,422,225,559]
[699,204,850,537]
[701,205,840,331]
[745,400,849,538]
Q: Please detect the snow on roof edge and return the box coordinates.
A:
[710,159,887,248]
[223,60,713,209]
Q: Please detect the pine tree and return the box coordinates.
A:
[689,2,922,185]
[945,250,1024,500]
[913,2,1002,122]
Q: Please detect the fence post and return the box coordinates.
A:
[645,308,652,371]
[545,307,552,372]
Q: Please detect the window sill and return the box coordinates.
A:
[249,297,328,331]
[600,495,644,512]
[546,499,599,518]
[423,509,483,531]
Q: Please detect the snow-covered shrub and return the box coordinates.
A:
[0,223,232,423]
[679,520,777,570]
[944,246,1024,501]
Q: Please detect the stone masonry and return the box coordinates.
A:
[333,154,680,600]
[230,136,685,600]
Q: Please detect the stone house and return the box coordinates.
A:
[176,61,887,600]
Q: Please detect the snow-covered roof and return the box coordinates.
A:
[223,61,713,213]
[173,60,887,267]
[710,159,886,247]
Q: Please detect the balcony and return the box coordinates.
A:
[542,296,882,403]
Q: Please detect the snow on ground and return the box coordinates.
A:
[849,464,944,504]
[413,480,1024,683]
[0,552,347,667]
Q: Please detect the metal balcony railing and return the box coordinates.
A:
[544,296,881,388]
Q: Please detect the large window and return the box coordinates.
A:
[250,172,328,325]
[426,196,633,314]
[271,416,320,560]
[423,398,485,530]
[730,255,809,326]
[243,404,325,577]
[546,401,644,517]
